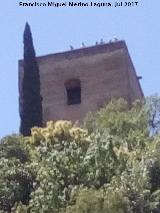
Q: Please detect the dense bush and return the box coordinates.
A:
[0,97,160,212]
[64,187,131,213]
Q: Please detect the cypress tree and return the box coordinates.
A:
[20,22,42,136]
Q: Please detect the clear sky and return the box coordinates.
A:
[0,0,159,137]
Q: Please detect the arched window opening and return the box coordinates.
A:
[65,79,81,105]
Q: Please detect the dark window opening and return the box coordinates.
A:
[65,79,81,105]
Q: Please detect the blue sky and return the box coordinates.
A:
[0,0,159,137]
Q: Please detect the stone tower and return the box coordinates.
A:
[19,40,143,124]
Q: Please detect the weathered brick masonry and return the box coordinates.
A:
[19,40,143,124]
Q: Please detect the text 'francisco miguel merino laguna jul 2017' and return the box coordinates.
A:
[19,1,139,8]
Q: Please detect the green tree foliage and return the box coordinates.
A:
[0,136,33,212]
[65,188,131,213]
[20,22,42,136]
[147,95,160,136]
[1,97,160,212]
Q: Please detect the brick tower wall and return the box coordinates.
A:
[19,41,143,124]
